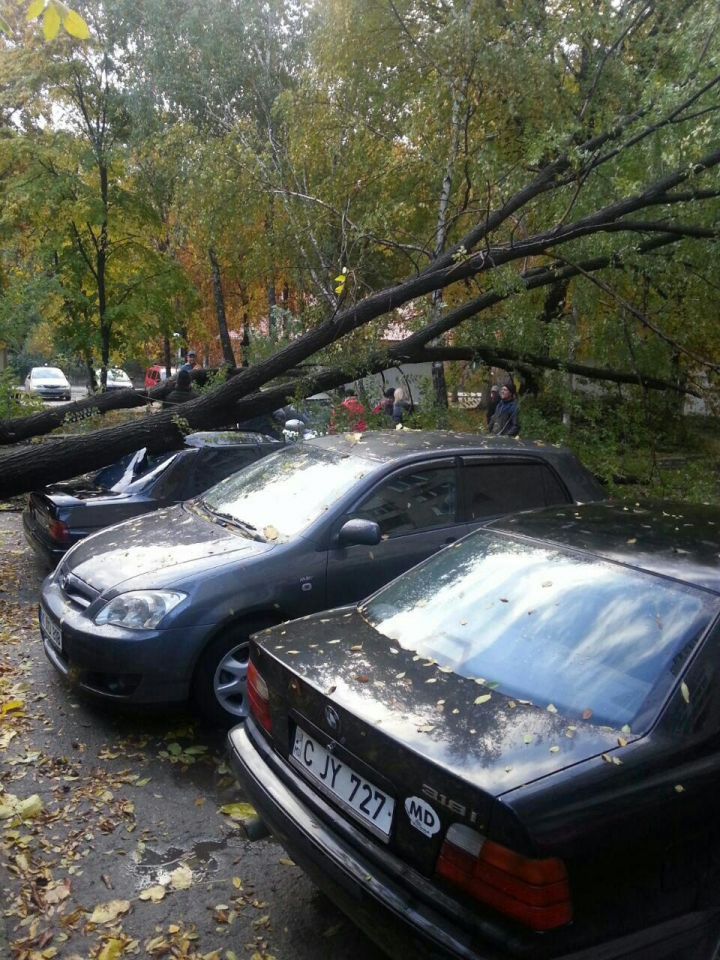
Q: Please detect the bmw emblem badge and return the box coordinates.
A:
[324,705,340,733]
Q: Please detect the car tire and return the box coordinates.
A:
[191,620,274,727]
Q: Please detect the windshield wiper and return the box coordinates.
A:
[206,507,266,542]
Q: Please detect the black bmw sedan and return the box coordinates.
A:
[229,501,720,960]
[24,431,280,566]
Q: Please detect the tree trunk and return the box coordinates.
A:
[267,196,277,338]
[209,245,237,367]
[164,334,173,379]
[98,162,110,390]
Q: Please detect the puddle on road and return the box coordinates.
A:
[126,837,229,890]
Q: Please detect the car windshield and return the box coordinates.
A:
[362,533,714,730]
[200,444,371,540]
[94,450,177,492]
[33,368,64,380]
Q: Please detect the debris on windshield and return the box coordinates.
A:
[681,681,690,703]
[263,524,278,540]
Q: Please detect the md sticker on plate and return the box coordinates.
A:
[404,796,440,837]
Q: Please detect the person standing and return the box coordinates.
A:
[486,384,500,427]
[180,350,197,373]
[373,387,396,419]
[391,386,413,427]
[489,381,520,437]
[162,368,194,408]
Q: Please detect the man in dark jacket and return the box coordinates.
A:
[489,381,520,436]
[163,368,194,408]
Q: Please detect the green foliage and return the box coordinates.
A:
[0,369,42,417]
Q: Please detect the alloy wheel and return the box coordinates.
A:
[213,642,250,718]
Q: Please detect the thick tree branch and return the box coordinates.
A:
[405,346,700,397]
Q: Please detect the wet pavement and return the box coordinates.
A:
[0,508,385,960]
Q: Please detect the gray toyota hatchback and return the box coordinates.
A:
[39,432,605,724]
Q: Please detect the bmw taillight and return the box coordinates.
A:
[247,660,272,735]
[435,824,572,931]
[48,519,70,544]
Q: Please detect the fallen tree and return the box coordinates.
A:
[1,76,719,496]
[0,226,703,447]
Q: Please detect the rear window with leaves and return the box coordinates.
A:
[363,533,715,729]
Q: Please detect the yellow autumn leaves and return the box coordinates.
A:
[19,0,89,39]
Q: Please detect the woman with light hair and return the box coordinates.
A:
[392,385,413,427]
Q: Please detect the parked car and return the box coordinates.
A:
[37,432,605,724]
[229,499,720,960]
[25,366,72,402]
[95,368,133,390]
[24,431,280,566]
[145,365,177,388]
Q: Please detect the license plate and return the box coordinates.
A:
[292,727,394,837]
[40,608,62,653]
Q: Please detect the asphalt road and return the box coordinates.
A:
[0,509,386,960]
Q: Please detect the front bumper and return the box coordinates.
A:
[39,579,208,705]
[228,722,714,960]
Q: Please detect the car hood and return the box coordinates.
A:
[63,505,274,594]
[259,609,627,798]
[33,377,68,386]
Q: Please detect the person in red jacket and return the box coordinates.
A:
[329,390,367,433]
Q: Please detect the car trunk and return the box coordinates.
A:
[252,609,622,876]
[26,491,62,542]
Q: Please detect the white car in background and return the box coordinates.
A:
[25,367,72,402]
[95,368,134,391]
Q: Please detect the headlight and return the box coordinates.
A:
[94,591,186,630]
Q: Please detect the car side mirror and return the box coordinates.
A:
[337,518,381,547]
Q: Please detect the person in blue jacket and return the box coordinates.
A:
[489,381,520,437]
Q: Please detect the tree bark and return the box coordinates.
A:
[163,334,173,379]
[209,245,237,367]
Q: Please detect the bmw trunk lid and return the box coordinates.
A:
[251,608,622,872]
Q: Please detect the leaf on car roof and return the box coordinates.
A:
[546,703,557,714]
[582,709,593,720]
[523,734,533,744]
[681,682,690,703]
[627,538,637,544]
[549,746,559,753]
[674,784,685,793]
[474,694,492,705]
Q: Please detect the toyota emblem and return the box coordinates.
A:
[324,705,340,733]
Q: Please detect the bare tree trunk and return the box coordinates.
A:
[563,305,578,429]
[208,244,237,367]
[429,55,471,409]
[163,334,172,379]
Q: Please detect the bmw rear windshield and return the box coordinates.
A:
[362,532,716,730]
